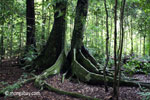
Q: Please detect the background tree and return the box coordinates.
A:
[113,0,118,98]
[103,0,109,92]
[26,0,36,52]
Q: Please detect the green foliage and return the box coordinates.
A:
[24,45,38,60]
[0,82,22,97]
[20,73,28,79]
[124,60,141,75]
[0,81,8,86]
[138,92,150,100]
[21,46,38,70]
[124,57,150,74]
[108,58,114,68]
[140,0,150,13]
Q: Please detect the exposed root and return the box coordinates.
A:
[35,80,100,100]
[35,51,66,87]
[77,50,99,74]
[1,49,150,99]
[71,49,150,88]
[0,51,66,97]
[81,46,98,67]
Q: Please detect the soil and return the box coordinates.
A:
[0,59,149,100]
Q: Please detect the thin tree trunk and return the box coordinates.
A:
[143,36,146,56]
[124,21,127,55]
[149,33,150,56]
[140,34,142,56]
[95,9,99,52]
[140,24,143,56]
[19,22,23,52]
[143,23,146,56]
[0,26,4,60]
[10,16,13,58]
[109,13,113,56]
[101,18,104,56]
[103,0,109,92]
[113,0,118,99]
[26,0,36,52]
[130,19,133,56]
[117,0,126,98]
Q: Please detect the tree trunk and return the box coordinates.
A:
[104,0,109,92]
[124,21,127,55]
[26,0,36,52]
[130,19,133,56]
[47,9,51,39]
[143,36,146,56]
[149,33,150,56]
[143,23,146,56]
[109,11,113,56]
[10,16,13,58]
[33,1,67,72]
[113,0,118,98]
[41,0,46,45]
[140,32,142,56]
[65,0,89,68]
[117,0,126,98]
[70,0,88,50]
[0,26,4,60]
[64,0,100,76]
[101,18,104,56]
[19,22,23,52]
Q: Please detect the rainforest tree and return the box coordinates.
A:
[26,0,36,52]
[32,0,67,71]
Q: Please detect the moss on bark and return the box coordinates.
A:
[32,1,67,72]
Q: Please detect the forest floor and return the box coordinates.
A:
[0,59,150,100]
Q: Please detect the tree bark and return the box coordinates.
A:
[65,0,89,70]
[33,1,67,72]
[143,36,146,56]
[113,0,118,98]
[101,18,104,56]
[0,26,4,60]
[143,23,146,56]
[41,0,46,45]
[109,9,113,55]
[47,9,51,39]
[130,19,134,56]
[64,0,100,76]
[117,0,126,98]
[26,0,36,52]
[140,28,142,56]
[10,16,13,57]
[104,0,109,92]
[71,0,88,50]
[19,21,23,52]
[149,33,150,56]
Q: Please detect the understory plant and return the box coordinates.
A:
[138,92,150,100]
[123,58,150,75]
